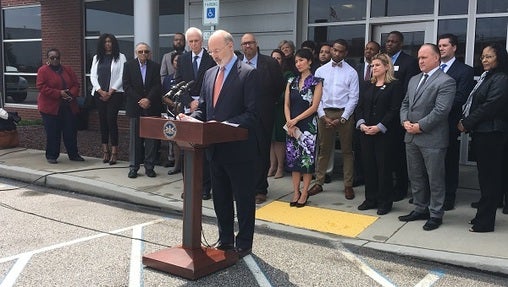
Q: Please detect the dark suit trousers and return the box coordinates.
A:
[360,133,393,209]
[472,132,508,229]
[40,104,79,160]
[128,117,159,171]
[444,131,460,202]
[210,160,256,250]
[392,126,409,200]
[255,127,271,195]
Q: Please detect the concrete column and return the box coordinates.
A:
[134,0,159,61]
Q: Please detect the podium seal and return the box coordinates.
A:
[163,121,177,140]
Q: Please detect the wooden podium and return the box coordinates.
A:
[139,116,248,280]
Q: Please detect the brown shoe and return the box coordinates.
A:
[255,194,267,204]
[344,186,355,200]
[308,184,323,196]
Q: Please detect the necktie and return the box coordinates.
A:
[247,60,253,67]
[213,67,225,107]
[192,55,199,79]
[416,73,428,94]
[463,71,488,117]
[364,64,371,81]
[332,61,342,68]
[440,63,447,71]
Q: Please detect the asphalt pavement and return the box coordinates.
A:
[1,147,507,276]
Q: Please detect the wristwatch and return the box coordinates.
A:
[340,117,346,124]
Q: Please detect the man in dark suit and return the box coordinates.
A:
[160,32,185,83]
[353,41,381,187]
[399,43,455,231]
[123,42,162,179]
[173,27,216,199]
[183,30,259,258]
[437,33,475,210]
[384,31,420,202]
[240,33,285,204]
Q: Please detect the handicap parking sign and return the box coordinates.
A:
[207,8,215,19]
[203,0,219,26]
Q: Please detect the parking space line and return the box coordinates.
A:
[0,219,164,264]
[243,255,272,287]
[414,270,443,287]
[129,225,144,287]
[0,253,32,287]
[339,250,396,287]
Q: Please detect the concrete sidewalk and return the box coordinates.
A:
[1,147,507,275]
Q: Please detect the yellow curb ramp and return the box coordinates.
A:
[256,201,378,237]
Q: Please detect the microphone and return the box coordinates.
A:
[163,81,186,98]
[179,80,195,91]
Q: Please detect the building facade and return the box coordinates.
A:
[1,0,507,161]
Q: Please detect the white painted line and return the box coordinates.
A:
[414,271,443,287]
[339,250,396,287]
[243,255,272,287]
[129,225,144,287]
[0,253,32,287]
[0,219,164,264]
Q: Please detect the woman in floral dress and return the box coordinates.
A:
[284,49,323,207]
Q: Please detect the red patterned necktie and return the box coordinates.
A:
[213,67,225,107]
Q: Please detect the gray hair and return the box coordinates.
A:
[185,27,203,40]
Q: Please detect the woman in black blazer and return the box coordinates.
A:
[355,53,403,215]
[458,43,508,232]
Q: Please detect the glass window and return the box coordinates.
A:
[4,42,42,73]
[473,17,508,75]
[3,6,41,39]
[4,75,37,105]
[308,0,366,23]
[159,1,184,34]
[85,37,134,73]
[439,0,468,15]
[85,0,134,37]
[371,0,433,17]
[477,1,508,14]
[438,19,468,61]
[308,24,365,66]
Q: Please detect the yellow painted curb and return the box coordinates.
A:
[256,201,378,237]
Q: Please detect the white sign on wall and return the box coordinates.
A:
[203,0,219,26]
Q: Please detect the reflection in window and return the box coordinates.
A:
[439,0,468,15]
[438,19,468,61]
[371,0,433,17]
[380,31,424,58]
[85,0,134,36]
[4,42,42,73]
[473,17,508,76]
[308,24,364,66]
[159,1,184,34]
[308,0,366,23]
[4,75,37,105]
[3,6,41,39]
[477,1,508,14]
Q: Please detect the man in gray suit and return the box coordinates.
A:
[398,43,455,231]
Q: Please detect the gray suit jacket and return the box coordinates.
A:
[400,69,455,148]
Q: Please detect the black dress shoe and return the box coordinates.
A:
[167,168,181,175]
[423,217,442,231]
[145,169,156,178]
[357,201,377,211]
[469,225,494,233]
[202,193,212,200]
[165,160,175,167]
[398,211,430,222]
[443,201,455,211]
[47,158,58,164]
[503,206,508,215]
[128,170,138,178]
[377,208,391,215]
[324,174,332,183]
[69,155,85,161]
[216,243,234,251]
[235,247,252,258]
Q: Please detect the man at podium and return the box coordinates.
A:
[182,29,260,257]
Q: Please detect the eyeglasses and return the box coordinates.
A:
[49,56,60,60]
[208,45,228,55]
[480,54,495,61]
[241,41,256,47]
[137,50,151,54]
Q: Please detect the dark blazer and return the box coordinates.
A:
[191,58,260,164]
[174,49,216,107]
[392,51,420,95]
[355,61,371,97]
[122,58,162,118]
[445,60,474,132]
[356,80,403,134]
[462,72,508,133]
[400,69,456,148]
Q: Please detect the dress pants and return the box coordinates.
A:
[315,109,354,187]
[360,132,393,209]
[255,128,271,195]
[40,104,79,160]
[128,117,159,171]
[95,92,122,146]
[472,132,508,230]
[392,127,409,200]
[406,143,446,218]
[210,160,256,250]
[444,132,460,203]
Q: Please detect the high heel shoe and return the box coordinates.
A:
[289,192,301,207]
[295,194,308,208]
[109,146,118,165]
[101,144,109,164]
[267,168,276,177]
[274,169,284,179]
